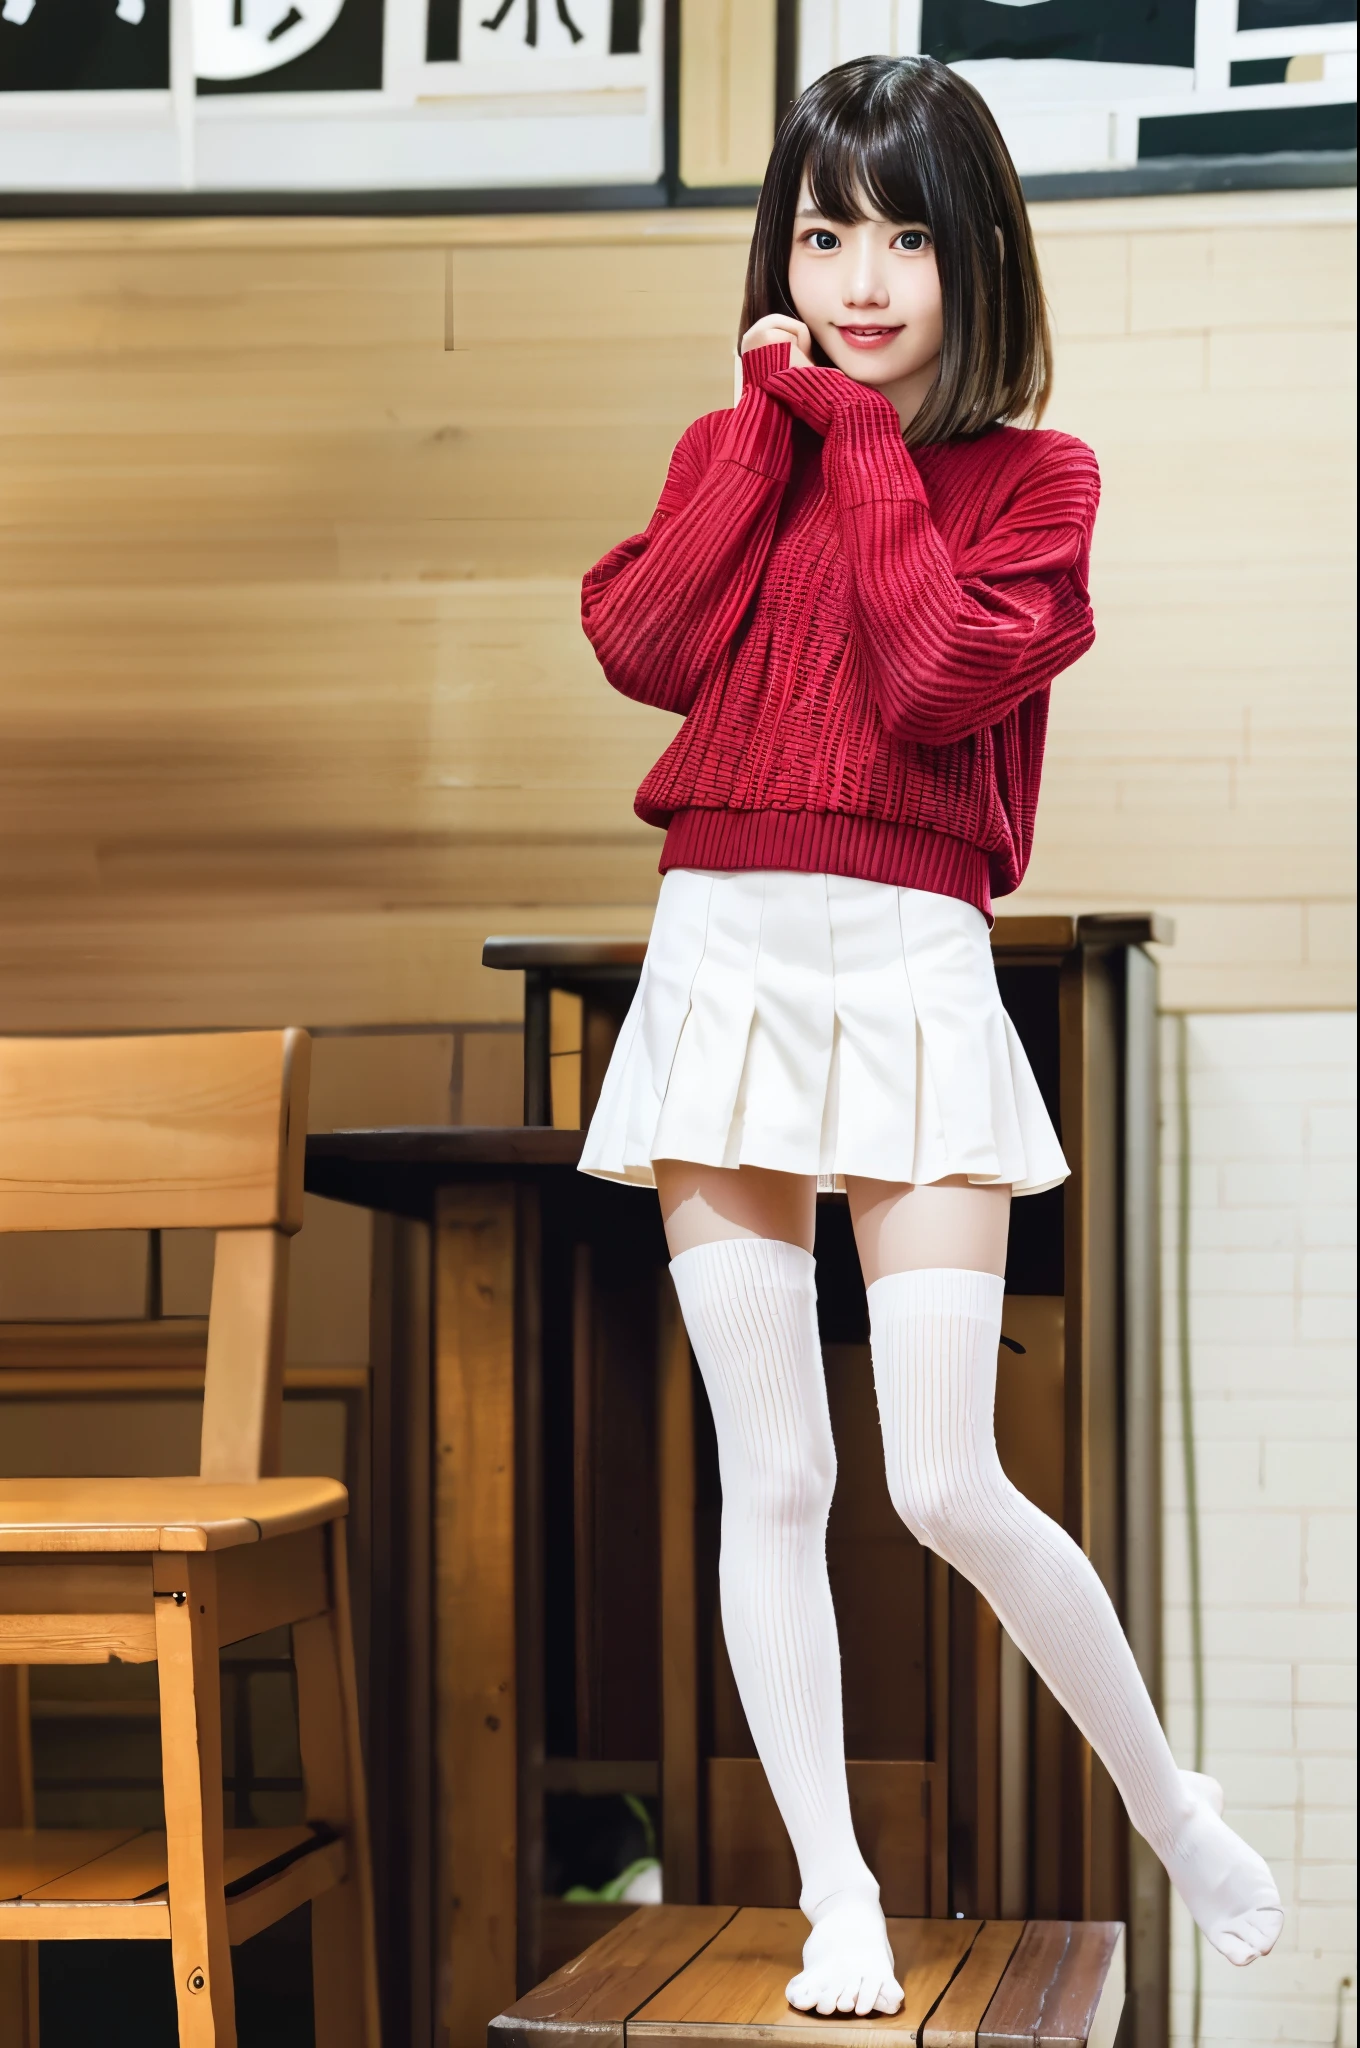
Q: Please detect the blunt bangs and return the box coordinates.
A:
[800,92,931,234]
[742,55,1051,447]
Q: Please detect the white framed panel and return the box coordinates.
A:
[795,0,1357,176]
[0,0,664,191]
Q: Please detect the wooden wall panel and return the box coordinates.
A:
[0,192,1352,1033]
[1021,189,1356,1011]
[678,0,779,190]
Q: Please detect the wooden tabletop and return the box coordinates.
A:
[480,917,1172,977]
[305,1125,586,1216]
[492,1906,1124,2048]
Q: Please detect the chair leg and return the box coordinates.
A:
[0,1665,38,2048]
[295,1520,381,2048]
[154,1553,237,2048]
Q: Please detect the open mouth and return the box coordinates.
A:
[834,325,904,352]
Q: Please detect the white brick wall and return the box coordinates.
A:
[1161,1012,1358,2047]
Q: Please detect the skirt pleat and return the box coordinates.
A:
[578,867,1069,1197]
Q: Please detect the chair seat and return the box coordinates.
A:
[0,1825,347,1946]
[0,1475,348,1552]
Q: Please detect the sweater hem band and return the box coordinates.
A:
[658,809,994,918]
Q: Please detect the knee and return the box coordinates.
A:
[726,1437,836,1533]
[883,1450,1003,1560]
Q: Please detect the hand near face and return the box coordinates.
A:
[739,314,815,370]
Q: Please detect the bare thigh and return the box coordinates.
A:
[654,1160,818,1258]
[846,1174,1012,1285]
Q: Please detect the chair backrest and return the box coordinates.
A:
[0,1029,311,1482]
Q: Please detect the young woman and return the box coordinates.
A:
[578,54,1283,2019]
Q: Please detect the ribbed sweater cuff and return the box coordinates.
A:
[823,405,927,508]
[718,386,794,480]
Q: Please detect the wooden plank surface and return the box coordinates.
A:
[214,1526,328,1646]
[0,1561,153,1612]
[629,1908,983,2044]
[225,1835,347,1949]
[0,1475,346,1551]
[198,1226,291,1485]
[0,203,1353,1041]
[0,1898,171,1940]
[978,1923,1124,2048]
[435,1182,520,2048]
[21,1826,313,1901]
[0,1030,307,1235]
[494,1905,735,2048]
[921,1921,1024,2046]
[0,1613,157,1663]
[0,1830,140,1901]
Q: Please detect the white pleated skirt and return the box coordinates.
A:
[579,868,1068,1196]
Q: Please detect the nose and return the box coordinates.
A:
[843,234,890,310]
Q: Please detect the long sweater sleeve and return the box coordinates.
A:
[580,389,793,716]
[742,345,1099,746]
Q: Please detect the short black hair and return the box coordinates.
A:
[741,55,1051,446]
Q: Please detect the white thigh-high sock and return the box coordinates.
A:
[669,1237,902,2017]
[868,1267,1283,1969]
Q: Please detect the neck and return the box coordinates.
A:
[877,354,940,435]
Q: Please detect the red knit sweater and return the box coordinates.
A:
[581,341,1100,916]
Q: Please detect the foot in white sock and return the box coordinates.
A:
[786,1889,903,2017]
[1167,1771,1283,1967]
[868,1268,1284,1975]
[668,1237,904,2020]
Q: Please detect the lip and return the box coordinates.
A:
[834,324,903,352]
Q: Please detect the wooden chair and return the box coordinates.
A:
[0,1030,380,2048]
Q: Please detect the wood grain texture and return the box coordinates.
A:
[213,1525,327,1646]
[0,1898,171,1941]
[0,1830,140,1902]
[295,1520,381,2047]
[153,1551,236,2044]
[0,1320,208,1372]
[0,1561,153,1612]
[19,1827,313,1902]
[921,1920,1024,2046]
[435,1182,520,2048]
[0,1476,346,1552]
[705,1760,933,1918]
[678,0,777,189]
[493,1904,735,2048]
[629,1907,982,2043]
[0,1612,157,1663]
[977,1922,1124,2048]
[0,1031,309,1235]
[199,1227,291,1483]
[0,200,1350,1022]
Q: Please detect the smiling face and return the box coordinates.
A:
[786,173,944,410]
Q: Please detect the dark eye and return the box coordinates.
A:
[810,230,840,252]
[895,229,930,252]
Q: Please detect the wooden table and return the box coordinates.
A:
[491,1905,1125,2048]
[305,912,1167,2048]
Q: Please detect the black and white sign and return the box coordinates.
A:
[0,0,663,191]
[799,0,1356,173]
[0,0,168,91]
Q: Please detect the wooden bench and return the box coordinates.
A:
[490,1905,1125,2048]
